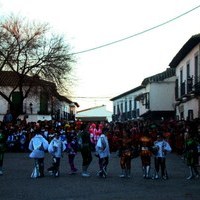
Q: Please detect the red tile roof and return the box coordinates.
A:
[0,71,76,104]
[0,71,55,87]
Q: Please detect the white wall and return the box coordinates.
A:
[176,98,199,119]
[150,77,176,111]
[112,87,145,115]
[175,43,200,119]
[176,44,199,84]
[0,87,14,114]
[23,95,40,114]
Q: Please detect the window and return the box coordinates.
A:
[188,110,193,121]
[125,101,127,113]
[134,99,137,110]
[194,54,199,84]
[180,69,183,84]
[120,103,123,113]
[180,69,185,96]
[117,104,120,115]
[129,100,132,112]
[186,61,190,78]
[39,92,48,114]
[12,92,23,113]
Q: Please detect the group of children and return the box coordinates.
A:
[1,119,199,180]
[28,122,173,180]
[28,122,110,179]
[29,123,79,178]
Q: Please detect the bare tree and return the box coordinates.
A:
[0,15,75,119]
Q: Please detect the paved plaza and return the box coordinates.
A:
[0,152,199,200]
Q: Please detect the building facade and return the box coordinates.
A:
[169,34,200,120]
[110,86,145,121]
[111,68,176,122]
[0,71,78,122]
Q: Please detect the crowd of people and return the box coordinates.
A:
[0,117,200,180]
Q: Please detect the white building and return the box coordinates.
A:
[110,86,145,121]
[76,105,112,122]
[0,71,78,122]
[136,68,176,120]
[111,68,176,121]
[169,33,200,120]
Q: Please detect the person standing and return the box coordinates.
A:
[95,129,110,178]
[184,133,199,179]
[138,129,153,179]
[0,128,7,175]
[153,134,172,179]
[118,129,134,178]
[47,131,66,177]
[66,130,79,174]
[78,123,93,177]
[28,124,49,178]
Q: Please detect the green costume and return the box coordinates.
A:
[185,136,199,179]
[185,138,198,166]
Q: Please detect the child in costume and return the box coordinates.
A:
[184,133,199,179]
[78,123,93,177]
[95,129,110,178]
[138,130,153,179]
[47,131,66,177]
[118,129,134,178]
[29,124,49,178]
[153,134,172,179]
[66,130,78,174]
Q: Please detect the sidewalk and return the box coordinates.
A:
[0,152,199,200]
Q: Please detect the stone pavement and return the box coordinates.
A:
[0,152,199,200]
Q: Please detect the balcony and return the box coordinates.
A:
[180,82,185,96]
[176,76,200,102]
[194,75,200,94]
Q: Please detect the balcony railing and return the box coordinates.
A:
[176,76,200,100]
[194,75,200,94]
[180,82,185,96]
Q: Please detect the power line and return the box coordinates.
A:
[69,4,200,55]
[68,96,112,99]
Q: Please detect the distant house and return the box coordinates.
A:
[76,105,112,122]
[110,86,145,121]
[0,71,78,122]
[136,68,176,120]
[111,68,176,121]
[169,33,200,120]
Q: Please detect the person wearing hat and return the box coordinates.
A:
[153,133,172,179]
[28,124,49,178]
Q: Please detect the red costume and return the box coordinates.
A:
[118,130,134,178]
[139,134,153,178]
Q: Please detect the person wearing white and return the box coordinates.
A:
[153,134,172,179]
[29,128,49,178]
[95,131,110,178]
[47,132,66,177]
